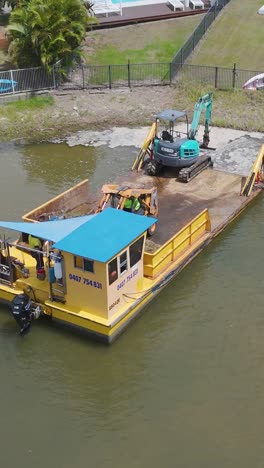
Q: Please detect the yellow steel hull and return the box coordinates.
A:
[0,207,245,343]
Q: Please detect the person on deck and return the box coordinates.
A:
[28,235,44,269]
[124,197,141,213]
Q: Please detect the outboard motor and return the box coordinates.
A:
[11,293,33,336]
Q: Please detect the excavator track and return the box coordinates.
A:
[178,154,213,183]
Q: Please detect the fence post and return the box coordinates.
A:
[53,59,62,88]
[214,66,218,88]
[10,69,15,94]
[232,63,236,89]
[192,32,196,51]
[52,65,56,89]
[127,60,131,88]
[108,65,112,89]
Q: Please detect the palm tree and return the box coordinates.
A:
[7,0,96,69]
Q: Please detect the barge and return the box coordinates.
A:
[0,139,263,343]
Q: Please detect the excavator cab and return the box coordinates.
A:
[147,109,200,177]
[156,109,188,143]
[143,93,214,181]
[95,185,158,235]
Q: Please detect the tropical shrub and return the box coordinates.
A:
[7,0,95,69]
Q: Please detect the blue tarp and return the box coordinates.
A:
[0,215,94,242]
[0,209,157,263]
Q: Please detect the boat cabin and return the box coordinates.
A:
[0,208,156,327]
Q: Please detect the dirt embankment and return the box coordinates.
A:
[1,85,264,143]
[0,86,187,142]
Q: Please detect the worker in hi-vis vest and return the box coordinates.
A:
[28,235,44,269]
[124,197,141,213]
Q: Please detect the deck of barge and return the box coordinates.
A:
[24,165,260,250]
[23,130,263,252]
[116,165,257,248]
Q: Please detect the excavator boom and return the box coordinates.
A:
[188,93,213,147]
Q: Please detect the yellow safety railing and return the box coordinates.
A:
[131,122,157,172]
[241,144,264,197]
[143,209,211,278]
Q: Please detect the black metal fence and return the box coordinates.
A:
[56,61,264,91]
[0,0,263,97]
[1,61,262,96]
[171,0,232,75]
[172,63,264,90]
[55,61,172,89]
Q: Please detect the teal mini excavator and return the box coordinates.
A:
[132,93,214,183]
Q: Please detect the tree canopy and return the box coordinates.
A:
[7,0,95,69]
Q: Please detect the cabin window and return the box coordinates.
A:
[74,256,83,269]
[129,236,144,267]
[119,251,127,275]
[108,258,118,285]
[83,259,94,273]
[74,256,94,273]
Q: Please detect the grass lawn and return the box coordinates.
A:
[173,83,264,132]
[1,96,53,119]
[84,16,203,64]
[190,0,264,70]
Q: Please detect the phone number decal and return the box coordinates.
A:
[117,268,138,291]
[69,273,102,289]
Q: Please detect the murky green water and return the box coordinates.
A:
[1,140,264,468]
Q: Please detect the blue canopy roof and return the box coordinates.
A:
[0,209,157,263]
[53,208,157,262]
[0,215,94,243]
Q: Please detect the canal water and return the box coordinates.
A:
[1,135,264,468]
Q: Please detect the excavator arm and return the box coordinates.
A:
[131,121,158,171]
[188,93,213,148]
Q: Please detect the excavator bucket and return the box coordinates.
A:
[95,185,158,217]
